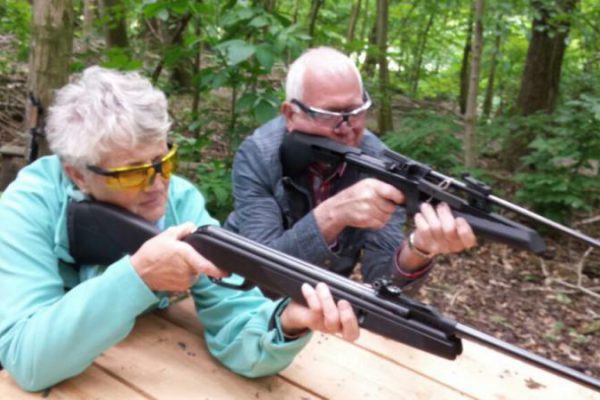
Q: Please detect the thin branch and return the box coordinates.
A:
[575,247,594,287]
[537,250,600,300]
[151,13,193,84]
[573,214,600,227]
[144,19,164,44]
[539,258,550,278]
[449,287,466,307]
[554,280,600,300]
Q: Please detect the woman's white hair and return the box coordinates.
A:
[285,47,363,102]
[46,66,171,168]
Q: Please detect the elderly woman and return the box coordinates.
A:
[0,66,358,392]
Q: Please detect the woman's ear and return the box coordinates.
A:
[62,163,89,193]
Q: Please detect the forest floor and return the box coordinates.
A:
[1,37,598,382]
[415,237,600,380]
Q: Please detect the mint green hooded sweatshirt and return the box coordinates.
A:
[0,156,309,391]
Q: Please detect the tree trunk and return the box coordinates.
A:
[307,0,325,46]
[358,0,371,45]
[82,0,95,53]
[458,9,473,115]
[346,0,362,44]
[410,6,437,98]
[265,0,277,12]
[362,21,377,77]
[169,15,194,90]
[191,16,202,123]
[389,0,418,93]
[151,13,193,85]
[376,0,392,134]
[101,0,128,49]
[292,0,300,24]
[516,0,578,115]
[254,0,277,11]
[463,0,484,169]
[26,0,74,159]
[482,18,502,118]
[503,0,578,169]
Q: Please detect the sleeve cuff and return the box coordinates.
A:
[104,256,159,312]
[269,297,311,342]
[393,247,434,279]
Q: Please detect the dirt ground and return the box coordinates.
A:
[414,237,600,380]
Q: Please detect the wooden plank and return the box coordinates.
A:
[281,332,472,400]
[0,365,148,399]
[95,314,317,399]
[159,299,600,399]
[354,329,600,400]
[159,299,471,400]
[156,296,203,333]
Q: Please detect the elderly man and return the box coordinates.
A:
[0,66,358,392]
[225,47,476,288]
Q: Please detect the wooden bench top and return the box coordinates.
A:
[1,297,598,399]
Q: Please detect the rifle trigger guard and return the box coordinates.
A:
[209,277,256,291]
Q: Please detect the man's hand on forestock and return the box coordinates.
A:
[410,202,477,256]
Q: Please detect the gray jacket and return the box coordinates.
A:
[225,116,427,288]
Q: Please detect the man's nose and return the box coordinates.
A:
[333,115,353,131]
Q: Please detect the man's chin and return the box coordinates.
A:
[335,131,362,147]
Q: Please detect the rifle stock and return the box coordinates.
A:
[67,200,600,391]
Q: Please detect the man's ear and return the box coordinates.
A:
[63,163,89,193]
[281,101,296,131]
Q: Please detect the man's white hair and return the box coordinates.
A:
[285,47,363,102]
[46,66,171,168]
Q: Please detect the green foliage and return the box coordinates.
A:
[3,0,600,226]
[101,47,144,71]
[189,4,308,150]
[481,94,600,222]
[382,110,463,173]
[0,0,30,69]
[514,96,600,222]
[194,159,233,222]
[173,132,233,221]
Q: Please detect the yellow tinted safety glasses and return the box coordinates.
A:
[87,145,178,190]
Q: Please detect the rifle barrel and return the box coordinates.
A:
[455,323,600,391]
[431,172,600,249]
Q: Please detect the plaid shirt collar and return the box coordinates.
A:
[307,162,347,205]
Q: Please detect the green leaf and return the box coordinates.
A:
[157,9,170,21]
[164,47,183,67]
[210,71,228,89]
[249,15,269,28]
[217,40,256,66]
[255,45,274,70]
[237,93,257,110]
[254,99,278,123]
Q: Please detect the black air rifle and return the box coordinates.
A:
[280,131,600,254]
[68,200,600,391]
